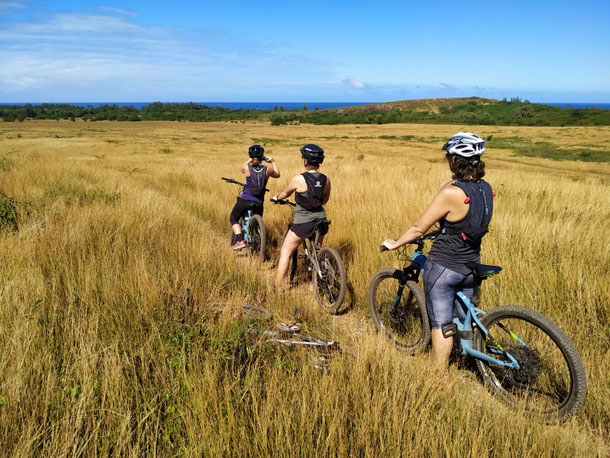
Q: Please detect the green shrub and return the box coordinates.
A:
[0,192,20,232]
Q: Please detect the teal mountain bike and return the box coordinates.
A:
[223,177,267,260]
[369,231,587,419]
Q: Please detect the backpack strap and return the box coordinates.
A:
[302,172,327,200]
[442,180,493,243]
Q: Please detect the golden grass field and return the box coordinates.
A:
[0,120,609,456]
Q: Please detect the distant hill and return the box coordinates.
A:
[332,97,500,114]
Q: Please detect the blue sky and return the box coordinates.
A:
[1,0,609,103]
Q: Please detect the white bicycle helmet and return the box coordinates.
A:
[442,132,485,157]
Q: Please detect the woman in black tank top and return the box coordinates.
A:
[271,144,332,291]
[380,132,494,373]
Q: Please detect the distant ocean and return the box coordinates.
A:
[1,101,609,110]
[537,102,610,109]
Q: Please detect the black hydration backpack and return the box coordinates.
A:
[443,180,494,244]
[296,173,327,210]
[247,165,267,198]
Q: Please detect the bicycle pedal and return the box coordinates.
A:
[441,320,457,338]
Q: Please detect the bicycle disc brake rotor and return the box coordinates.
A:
[318,260,337,297]
[387,303,406,324]
[505,346,543,385]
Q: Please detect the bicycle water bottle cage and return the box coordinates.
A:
[465,262,502,280]
[441,320,457,338]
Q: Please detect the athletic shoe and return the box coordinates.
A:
[232,240,246,250]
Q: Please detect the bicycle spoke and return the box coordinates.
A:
[477,314,575,415]
[368,271,429,353]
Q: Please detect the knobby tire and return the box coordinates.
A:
[473,305,587,419]
[313,246,347,314]
[367,268,430,354]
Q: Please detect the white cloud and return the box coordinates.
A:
[0,10,337,101]
[344,79,367,89]
[0,1,25,14]
[98,6,139,16]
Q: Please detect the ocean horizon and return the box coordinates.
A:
[0,101,609,110]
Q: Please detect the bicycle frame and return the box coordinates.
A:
[240,210,255,244]
[453,291,521,369]
[390,234,522,370]
[222,177,267,247]
[299,231,325,281]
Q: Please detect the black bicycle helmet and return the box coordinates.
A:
[300,143,324,165]
[248,144,265,159]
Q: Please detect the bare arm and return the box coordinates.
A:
[240,159,252,175]
[265,157,280,179]
[383,186,462,250]
[322,177,331,205]
[273,175,302,201]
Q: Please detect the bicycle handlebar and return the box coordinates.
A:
[270,197,296,207]
[379,230,440,253]
[421,229,441,240]
[221,177,270,192]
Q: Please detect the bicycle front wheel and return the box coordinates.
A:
[247,214,266,261]
[313,247,347,314]
[367,268,430,354]
[473,305,587,419]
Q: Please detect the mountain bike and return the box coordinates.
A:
[272,198,347,314]
[223,177,267,260]
[369,232,587,419]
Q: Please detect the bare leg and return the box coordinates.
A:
[274,230,303,288]
[232,223,242,235]
[431,329,453,372]
[317,234,325,247]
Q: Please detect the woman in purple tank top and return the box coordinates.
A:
[230,145,280,250]
[380,132,494,373]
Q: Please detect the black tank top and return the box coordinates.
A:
[428,180,493,275]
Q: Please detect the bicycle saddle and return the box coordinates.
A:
[314,218,331,231]
[466,262,502,279]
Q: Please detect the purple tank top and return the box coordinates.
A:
[240,165,267,203]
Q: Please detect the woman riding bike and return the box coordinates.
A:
[382,132,493,372]
[230,144,280,250]
[272,144,332,290]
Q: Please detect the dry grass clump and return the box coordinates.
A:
[0,120,608,455]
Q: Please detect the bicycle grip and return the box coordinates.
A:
[380,244,389,253]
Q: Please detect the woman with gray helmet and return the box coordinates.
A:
[230,144,280,250]
[381,132,494,372]
[271,144,332,290]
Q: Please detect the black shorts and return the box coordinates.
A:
[289,220,329,239]
[230,198,263,225]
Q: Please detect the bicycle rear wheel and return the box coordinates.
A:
[473,305,587,419]
[247,214,266,261]
[313,246,347,314]
[367,268,430,354]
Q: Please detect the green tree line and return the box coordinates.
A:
[1,100,609,126]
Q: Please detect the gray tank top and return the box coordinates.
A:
[293,171,326,224]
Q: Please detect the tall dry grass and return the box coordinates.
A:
[0,120,608,456]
